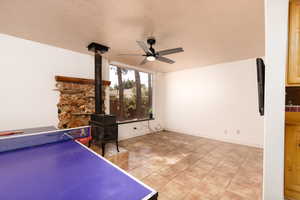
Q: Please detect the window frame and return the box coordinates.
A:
[108,62,155,122]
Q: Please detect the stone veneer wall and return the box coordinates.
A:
[55,76,110,129]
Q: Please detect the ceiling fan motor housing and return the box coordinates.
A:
[147,38,156,46]
[147,38,156,54]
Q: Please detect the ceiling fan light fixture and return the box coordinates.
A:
[146,56,156,61]
[120,39,183,65]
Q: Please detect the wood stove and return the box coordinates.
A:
[90,114,118,156]
[87,42,119,156]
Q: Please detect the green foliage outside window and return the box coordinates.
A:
[109,65,153,121]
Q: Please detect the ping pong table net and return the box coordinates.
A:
[0,126,90,153]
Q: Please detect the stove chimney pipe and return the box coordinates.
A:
[87,42,110,114]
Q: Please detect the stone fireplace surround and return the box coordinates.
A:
[55,75,110,129]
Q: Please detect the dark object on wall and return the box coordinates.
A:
[256,58,265,116]
[149,113,153,119]
[88,42,119,156]
[286,87,300,105]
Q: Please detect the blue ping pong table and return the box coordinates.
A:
[0,126,158,200]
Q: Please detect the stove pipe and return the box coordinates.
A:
[87,42,110,114]
[94,53,102,114]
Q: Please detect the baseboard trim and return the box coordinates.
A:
[164,129,263,149]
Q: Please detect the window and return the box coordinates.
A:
[109,65,153,121]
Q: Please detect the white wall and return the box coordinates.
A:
[0,34,164,140]
[163,58,264,148]
[0,34,94,130]
[263,0,289,199]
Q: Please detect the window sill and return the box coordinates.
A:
[117,118,155,125]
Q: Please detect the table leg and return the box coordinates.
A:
[102,143,105,156]
[116,140,119,152]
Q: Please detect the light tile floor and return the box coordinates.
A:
[119,131,263,200]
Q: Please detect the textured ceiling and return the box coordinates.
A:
[0,0,265,72]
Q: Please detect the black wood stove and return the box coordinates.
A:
[87,43,119,156]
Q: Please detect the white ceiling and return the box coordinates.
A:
[0,0,265,72]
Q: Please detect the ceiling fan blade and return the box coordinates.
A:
[140,58,148,65]
[157,47,184,56]
[137,41,150,54]
[117,54,142,56]
[156,56,175,64]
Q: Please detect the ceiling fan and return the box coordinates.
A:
[119,37,184,65]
